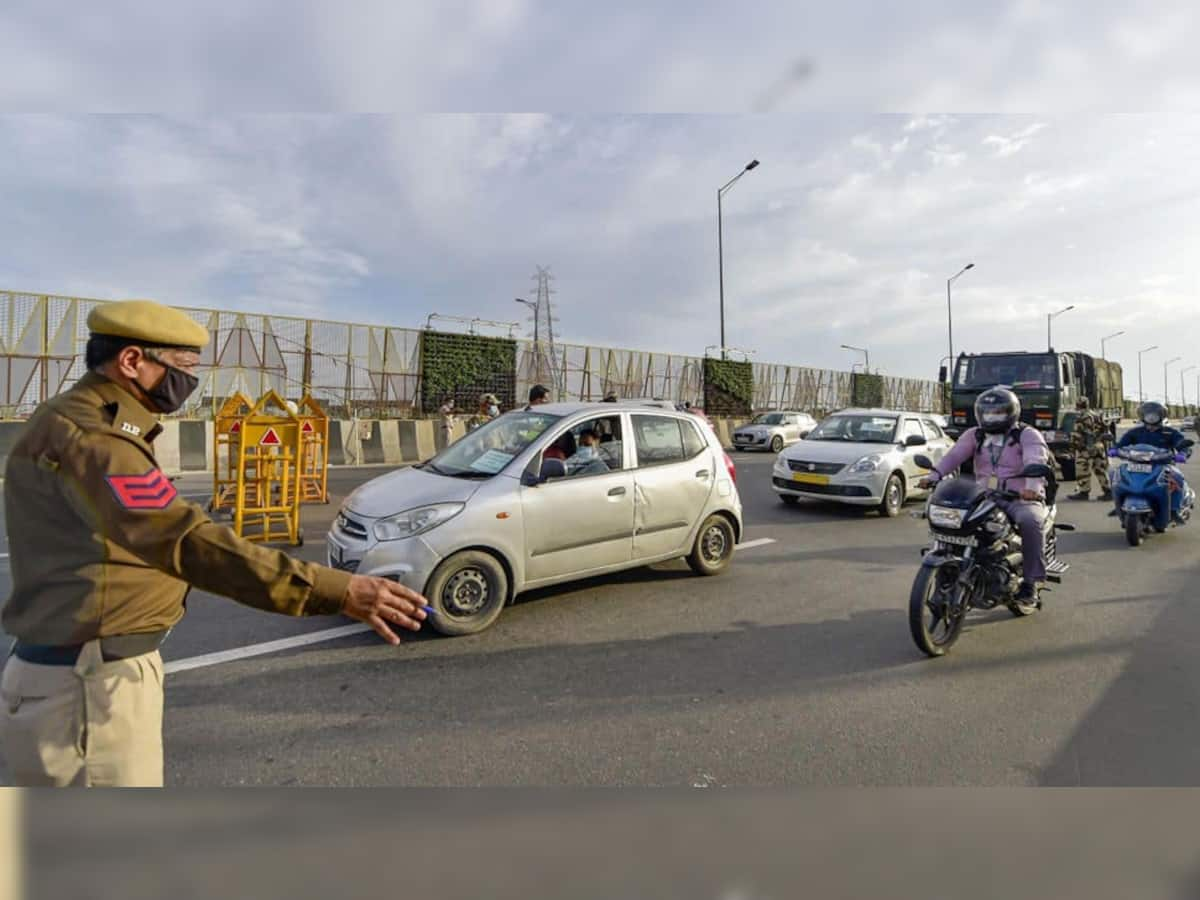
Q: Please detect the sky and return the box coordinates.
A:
[2,2,1200,399]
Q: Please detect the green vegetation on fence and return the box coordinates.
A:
[703,358,754,417]
[419,331,517,413]
[851,373,885,408]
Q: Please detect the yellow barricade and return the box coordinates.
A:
[233,390,303,546]
[297,394,330,504]
[211,391,253,513]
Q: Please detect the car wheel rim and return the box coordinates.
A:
[889,480,902,510]
[701,524,730,564]
[442,567,491,616]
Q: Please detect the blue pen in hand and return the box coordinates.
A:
[422,605,436,616]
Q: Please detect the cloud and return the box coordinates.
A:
[1,112,1199,395]
[982,121,1049,157]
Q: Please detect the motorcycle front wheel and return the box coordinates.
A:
[909,564,968,657]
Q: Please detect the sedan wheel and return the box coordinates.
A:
[879,473,905,518]
[770,435,784,453]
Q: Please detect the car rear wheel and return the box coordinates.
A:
[687,514,736,576]
[424,550,509,635]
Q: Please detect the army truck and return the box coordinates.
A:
[941,350,1124,480]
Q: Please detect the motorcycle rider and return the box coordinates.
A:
[1116,401,1191,523]
[918,387,1050,605]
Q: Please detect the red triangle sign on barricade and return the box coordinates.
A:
[230,421,241,433]
[301,420,314,433]
[260,427,282,446]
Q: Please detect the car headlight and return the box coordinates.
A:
[848,454,884,473]
[928,505,966,529]
[372,503,465,541]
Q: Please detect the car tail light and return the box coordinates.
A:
[724,451,737,484]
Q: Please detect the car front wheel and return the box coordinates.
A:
[424,550,509,635]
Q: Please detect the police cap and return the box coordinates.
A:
[87,300,210,351]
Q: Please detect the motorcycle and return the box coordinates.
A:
[907,454,1073,657]
[1108,441,1195,547]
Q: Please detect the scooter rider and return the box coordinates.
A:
[918,387,1050,605]
[1116,401,1191,523]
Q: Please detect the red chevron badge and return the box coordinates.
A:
[106,469,178,510]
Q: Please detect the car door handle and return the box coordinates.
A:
[608,486,627,497]
[696,470,711,479]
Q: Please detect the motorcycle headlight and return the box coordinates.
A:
[928,505,966,529]
[849,454,884,473]
[372,503,465,541]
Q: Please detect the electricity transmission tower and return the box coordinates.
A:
[525,266,560,395]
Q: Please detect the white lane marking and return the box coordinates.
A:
[163,624,372,674]
[162,538,778,675]
[735,538,775,550]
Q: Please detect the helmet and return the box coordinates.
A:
[975,387,1021,435]
[1138,401,1166,429]
[1076,397,1089,410]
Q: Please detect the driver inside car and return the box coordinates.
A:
[918,387,1051,605]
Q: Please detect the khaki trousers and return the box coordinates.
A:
[0,640,164,787]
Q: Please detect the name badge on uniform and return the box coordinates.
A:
[987,475,999,490]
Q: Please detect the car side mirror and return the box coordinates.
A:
[1019,463,1053,480]
[938,365,947,384]
[905,434,927,447]
[913,454,934,471]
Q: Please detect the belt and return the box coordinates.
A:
[12,631,168,666]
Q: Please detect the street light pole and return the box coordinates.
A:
[717,159,760,361]
[1100,330,1125,361]
[1181,365,1196,408]
[1047,304,1075,352]
[514,297,538,344]
[1165,356,1182,406]
[1137,345,1158,403]
[840,343,870,373]
[946,263,974,374]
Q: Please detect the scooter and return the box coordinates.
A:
[1108,441,1195,547]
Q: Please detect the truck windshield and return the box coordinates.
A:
[955,355,1059,390]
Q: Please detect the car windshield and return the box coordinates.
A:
[752,413,786,426]
[807,415,898,443]
[425,411,560,478]
[955,354,1059,390]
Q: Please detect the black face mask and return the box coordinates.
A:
[135,361,199,414]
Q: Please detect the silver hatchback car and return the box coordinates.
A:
[328,403,744,635]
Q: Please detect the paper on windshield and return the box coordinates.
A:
[469,449,515,474]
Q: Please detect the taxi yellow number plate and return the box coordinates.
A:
[791,472,829,485]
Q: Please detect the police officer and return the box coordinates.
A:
[0,300,428,787]
[1068,397,1112,501]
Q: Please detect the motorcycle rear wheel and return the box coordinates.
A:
[909,565,967,657]
[1125,514,1144,547]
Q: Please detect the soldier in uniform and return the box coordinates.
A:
[0,300,428,787]
[1068,397,1113,500]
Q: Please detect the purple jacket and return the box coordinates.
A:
[931,426,1049,497]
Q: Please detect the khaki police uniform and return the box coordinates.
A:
[0,301,352,787]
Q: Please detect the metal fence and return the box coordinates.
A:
[0,290,944,419]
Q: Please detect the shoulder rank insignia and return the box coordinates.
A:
[121,422,142,436]
[106,469,177,510]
